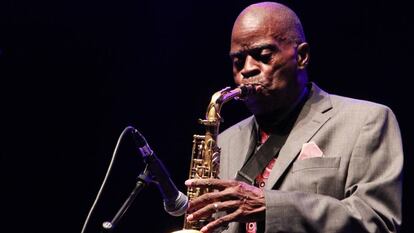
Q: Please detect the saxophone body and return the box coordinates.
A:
[173,86,254,233]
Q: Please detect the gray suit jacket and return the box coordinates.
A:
[217,83,403,233]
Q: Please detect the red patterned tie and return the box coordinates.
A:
[245,131,276,233]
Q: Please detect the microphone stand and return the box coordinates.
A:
[101,168,152,232]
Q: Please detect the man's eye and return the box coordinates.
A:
[233,57,245,69]
[258,50,273,63]
[259,53,272,63]
[250,49,273,64]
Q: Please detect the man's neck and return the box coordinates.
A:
[256,84,309,134]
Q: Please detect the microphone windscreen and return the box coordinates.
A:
[164,191,188,216]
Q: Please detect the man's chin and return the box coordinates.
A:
[244,99,278,116]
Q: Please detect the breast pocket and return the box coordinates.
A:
[289,156,341,197]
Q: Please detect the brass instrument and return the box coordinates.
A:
[172,85,255,233]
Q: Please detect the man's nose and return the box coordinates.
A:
[241,55,260,78]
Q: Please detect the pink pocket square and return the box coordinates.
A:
[298,141,324,160]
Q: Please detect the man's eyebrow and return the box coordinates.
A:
[229,51,243,58]
[229,44,277,58]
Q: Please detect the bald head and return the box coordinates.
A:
[232,2,305,44]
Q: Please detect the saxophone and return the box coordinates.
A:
[172,85,255,233]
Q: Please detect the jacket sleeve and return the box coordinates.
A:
[264,106,403,233]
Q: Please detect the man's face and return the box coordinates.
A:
[230,18,305,116]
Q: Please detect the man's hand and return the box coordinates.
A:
[185,178,265,233]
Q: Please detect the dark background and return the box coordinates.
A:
[1,0,412,232]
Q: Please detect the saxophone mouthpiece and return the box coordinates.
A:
[239,85,256,97]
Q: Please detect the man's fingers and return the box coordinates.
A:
[199,209,242,233]
[185,178,239,190]
[187,187,238,212]
[187,199,241,221]
[186,202,218,222]
[187,190,221,212]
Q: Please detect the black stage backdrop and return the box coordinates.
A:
[1,0,412,232]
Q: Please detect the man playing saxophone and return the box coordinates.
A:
[184,2,403,233]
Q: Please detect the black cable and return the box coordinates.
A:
[80,126,136,233]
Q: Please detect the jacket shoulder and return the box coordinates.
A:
[330,94,395,116]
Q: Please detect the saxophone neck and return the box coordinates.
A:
[214,85,256,105]
[199,85,256,129]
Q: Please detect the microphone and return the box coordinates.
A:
[132,128,188,216]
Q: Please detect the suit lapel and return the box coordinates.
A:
[226,117,257,179]
[265,83,334,189]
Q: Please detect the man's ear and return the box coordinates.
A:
[297,42,310,69]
